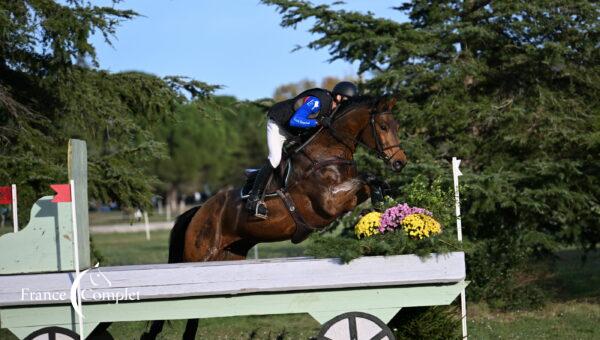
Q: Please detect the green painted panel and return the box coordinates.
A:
[0,198,75,274]
[0,139,90,274]
[0,303,97,338]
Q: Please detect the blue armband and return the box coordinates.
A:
[289,96,320,128]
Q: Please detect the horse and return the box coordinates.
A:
[140,96,407,340]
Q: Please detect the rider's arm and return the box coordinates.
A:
[289,96,320,128]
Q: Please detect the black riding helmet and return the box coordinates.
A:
[332,81,358,99]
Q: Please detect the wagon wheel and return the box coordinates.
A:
[24,326,79,340]
[317,312,395,340]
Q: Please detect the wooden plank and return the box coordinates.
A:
[0,252,465,307]
[0,139,90,274]
[68,139,91,271]
[1,282,468,339]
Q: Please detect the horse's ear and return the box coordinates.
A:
[377,96,397,111]
[386,97,397,111]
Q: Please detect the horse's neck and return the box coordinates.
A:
[283,109,368,191]
[292,108,368,168]
[308,132,354,160]
[315,108,368,157]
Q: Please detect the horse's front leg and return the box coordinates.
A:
[314,177,372,217]
[358,172,391,206]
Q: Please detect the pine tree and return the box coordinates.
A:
[152,95,267,211]
[263,0,600,306]
[0,1,216,213]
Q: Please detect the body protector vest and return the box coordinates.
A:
[267,88,334,131]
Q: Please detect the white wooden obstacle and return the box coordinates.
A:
[0,256,466,339]
[0,140,468,340]
[0,253,465,307]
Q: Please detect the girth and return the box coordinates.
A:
[276,189,314,244]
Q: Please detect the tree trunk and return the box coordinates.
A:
[166,185,179,218]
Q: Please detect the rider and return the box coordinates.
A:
[246,81,359,218]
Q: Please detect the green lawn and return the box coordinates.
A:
[1,230,598,339]
[0,227,12,236]
[89,209,174,226]
[89,230,308,265]
[469,301,599,339]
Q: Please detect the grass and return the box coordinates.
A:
[465,248,600,340]
[91,230,171,265]
[1,231,598,339]
[98,315,321,340]
[469,301,599,339]
[89,210,174,226]
[0,227,12,236]
[90,230,309,265]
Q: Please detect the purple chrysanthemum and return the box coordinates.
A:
[378,203,432,233]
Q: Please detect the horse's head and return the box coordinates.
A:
[332,96,407,172]
[358,97,407,172]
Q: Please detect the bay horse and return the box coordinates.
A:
[140,96,407,339]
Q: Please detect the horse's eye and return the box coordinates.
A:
[379,124,388,131]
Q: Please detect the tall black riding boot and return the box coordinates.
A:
[245,161,274,218]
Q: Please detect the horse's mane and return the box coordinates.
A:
[333,95,377,118]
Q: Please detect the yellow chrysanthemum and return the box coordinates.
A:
[401,213,442,239]
[354,212,382,239]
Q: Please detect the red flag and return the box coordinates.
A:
[0,186,12,204]
[51,184,72,203]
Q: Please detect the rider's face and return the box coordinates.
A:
[332,94,348,109]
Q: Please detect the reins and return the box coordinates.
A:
[326,108,402,164]
[281,101,402,191]
[270,100,403,241]
[293,106,401,163]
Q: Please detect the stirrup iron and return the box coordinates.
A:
[254,200,268,219]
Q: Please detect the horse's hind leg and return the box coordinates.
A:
[88,322,112,339]
[140,320,165,340]
[184,190,230,262]
[221,238,257,260]
[183,319,199,340]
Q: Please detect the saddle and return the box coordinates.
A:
[239,132,356,244]
[240,159,313,243]
[240,158,293,199]
[240,134,306,199]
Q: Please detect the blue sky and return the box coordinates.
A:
[91,1,407,100]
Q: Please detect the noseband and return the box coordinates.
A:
[367,110,403,163]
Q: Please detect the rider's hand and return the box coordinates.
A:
[319,116,332,127]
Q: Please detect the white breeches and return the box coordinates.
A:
[266,119,289,168]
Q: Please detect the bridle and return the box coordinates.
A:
[326,105,403,164]
[366,110,403,163]
[284,100,404,191]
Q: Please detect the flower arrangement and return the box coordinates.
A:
[354,211,382,238]
[307,176,459,263]
[354,203,442,240]
[400,213,442,239]
[379,203,433,233]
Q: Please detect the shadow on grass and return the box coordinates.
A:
[542,249,600,302]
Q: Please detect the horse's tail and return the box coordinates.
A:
[168,205,201,264]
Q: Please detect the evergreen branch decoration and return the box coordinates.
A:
[306,175,463,262]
